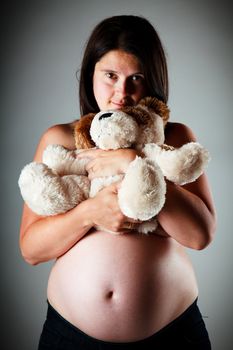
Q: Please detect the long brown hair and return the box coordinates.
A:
[79,15,169,115]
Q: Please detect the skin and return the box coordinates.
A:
[19,50,216,342]
[92,50,147,110]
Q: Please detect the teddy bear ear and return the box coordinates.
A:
[138,97,170,125]
[73,113,96,149]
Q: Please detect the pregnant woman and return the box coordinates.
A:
[19,15,216,350]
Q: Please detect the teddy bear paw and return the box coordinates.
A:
[118,156,166,220]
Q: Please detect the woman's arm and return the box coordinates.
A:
[157,122,216,250]
[157,177,216,249]
[20,183,129,265]
[19,124,90,265]
[20,199,93,265]
[19,124,134,265]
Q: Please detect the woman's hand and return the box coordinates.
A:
[87,182,141,233]
[77,148,138,180]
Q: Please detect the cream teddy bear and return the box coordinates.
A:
[18,97,209,234]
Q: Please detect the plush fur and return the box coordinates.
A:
[18,97,210,234]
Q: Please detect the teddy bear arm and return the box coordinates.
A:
[42,144,88,175]
[146,142,210,185]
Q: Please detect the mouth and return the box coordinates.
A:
[111,101,125,109]
[111,99,134,109]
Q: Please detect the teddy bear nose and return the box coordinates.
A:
[99,112,113,120]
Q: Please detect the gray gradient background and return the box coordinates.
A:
[1,1,232,349]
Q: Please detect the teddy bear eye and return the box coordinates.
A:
[99,112,113,120]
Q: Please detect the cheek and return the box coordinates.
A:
[135,85,147,99]
[94,82,111,106]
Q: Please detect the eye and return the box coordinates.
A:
[131,74,144,82]
[105,72,117,80]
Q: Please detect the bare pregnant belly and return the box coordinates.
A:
[47,230,198,342]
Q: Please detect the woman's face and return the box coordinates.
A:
[93,50,147,111]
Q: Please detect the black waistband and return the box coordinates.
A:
[45,298,200,348]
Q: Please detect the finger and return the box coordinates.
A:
[85,160,96,172]
[109,181,122,193]
[87,169,97,180]
[127,218,143,224]
[76,148,100,159]
[76,151,94,159]
[122,222,138,230]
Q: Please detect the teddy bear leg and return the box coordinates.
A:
[18,162,90,216]
[118,156,166,221]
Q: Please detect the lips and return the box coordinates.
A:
[111,101,125,108]
[111,99,134,108]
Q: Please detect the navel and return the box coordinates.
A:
[106,290,114,299]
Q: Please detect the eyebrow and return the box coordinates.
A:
[100,69,144,75]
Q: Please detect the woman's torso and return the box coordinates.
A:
[47,121,198,342]
[47,229,198,342]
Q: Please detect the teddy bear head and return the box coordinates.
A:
[89,110,139,150]
[74,97,170,150]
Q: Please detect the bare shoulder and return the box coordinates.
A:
[34,121,77,162]
[165,121,197,147]
[43,122,77,148]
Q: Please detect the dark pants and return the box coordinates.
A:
[38,299,211,349]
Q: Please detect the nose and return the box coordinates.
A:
[115,79,128,96]
[99,112,113,120]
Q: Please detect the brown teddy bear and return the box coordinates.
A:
[18,97,209,234]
